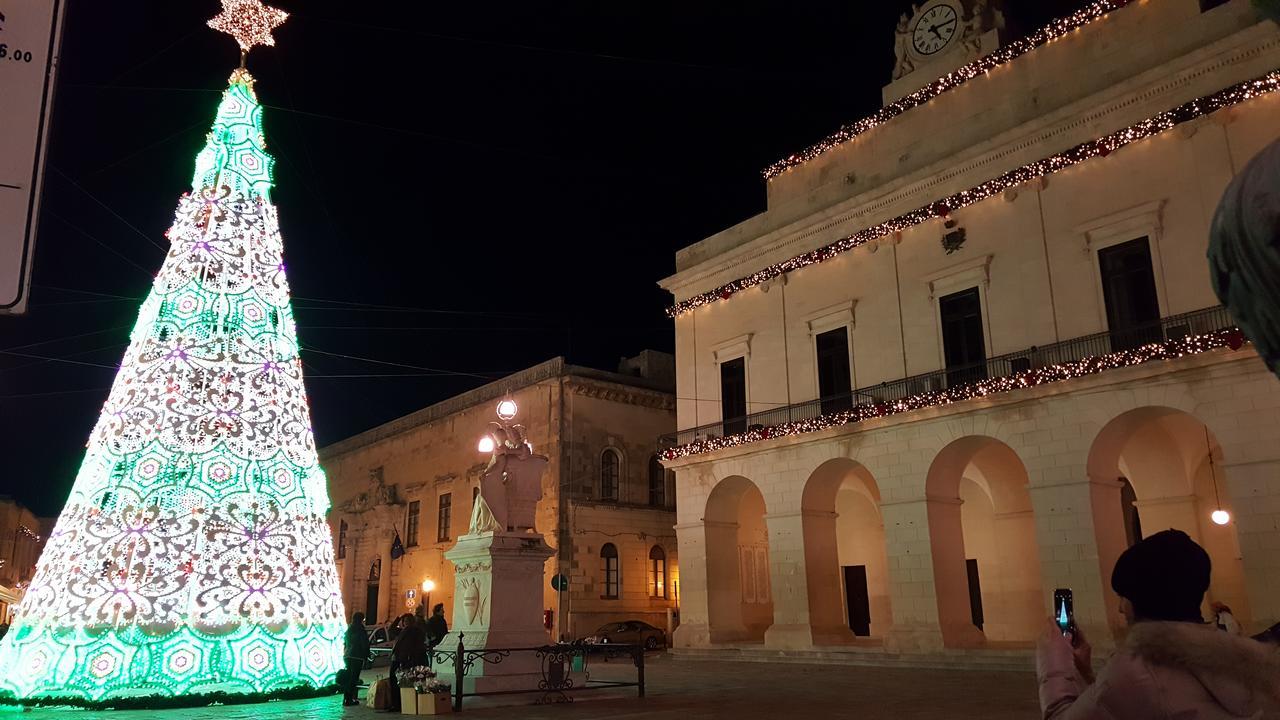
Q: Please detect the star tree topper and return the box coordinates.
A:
[208,0,289,55]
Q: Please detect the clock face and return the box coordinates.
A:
[912,3,960,56]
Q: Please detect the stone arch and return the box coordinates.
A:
[800,458,892,645]
[1087,406,1249,627]
[925,436,1042,647]
[703,475,772,643]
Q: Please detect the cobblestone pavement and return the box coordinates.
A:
[17,653,1040,719]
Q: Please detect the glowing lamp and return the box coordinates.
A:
[497,398,518,420]
[1211,509,1231,526]
[422,579,436,593]
[478,436,496,454]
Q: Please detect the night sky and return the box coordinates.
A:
[0,0,1085,516]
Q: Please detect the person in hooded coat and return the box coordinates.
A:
[341,612,370,706]
[1037,529,1280,719]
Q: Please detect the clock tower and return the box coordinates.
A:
[885,0,1006,105]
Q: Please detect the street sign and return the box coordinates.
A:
[550,573,568,591]
[0,0,67,315]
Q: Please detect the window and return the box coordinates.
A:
[648,546,667,598]
[1099,237,1162,351]
[600,449,620,502]
[648,455,666,508]
[601,543,619,599]
[437,494,452,542]
[337,519,348,559]
[720,356,747,436]
[816,327,853,414]
[939,287,986,387]
[405,501,420,547]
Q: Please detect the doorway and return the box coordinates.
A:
[1098,237,1161,350]
[366,558,381,623]
[940,287,986,387]
[966,559,984,631]
[842,565,871,637]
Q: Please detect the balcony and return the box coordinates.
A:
[664,306,1236,450]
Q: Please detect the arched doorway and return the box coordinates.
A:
[703,476,771,643]
[800,458,892,644]
[925,436,1042,646]
[1088,407,1248,628]
[366,558,381,623]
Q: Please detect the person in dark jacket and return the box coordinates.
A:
[389,620,428,710]
[425,603,449,663]
[342,612,370,706]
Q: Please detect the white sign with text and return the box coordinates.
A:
[0,0,66,314]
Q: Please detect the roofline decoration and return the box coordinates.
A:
[666,69,1280,318]
[762,0,1135,180]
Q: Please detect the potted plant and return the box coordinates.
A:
[397,666,453,715]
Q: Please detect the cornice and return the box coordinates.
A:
[661,26,1280,303]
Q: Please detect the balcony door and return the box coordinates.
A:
[940,287,987,387]
[720,357,747,436]
[816,327,853,415]
[1098,237,1161,351]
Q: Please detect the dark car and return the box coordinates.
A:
[582,620,666,650]
[365,623,394,668]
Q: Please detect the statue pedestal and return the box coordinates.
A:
[437,530,555,693]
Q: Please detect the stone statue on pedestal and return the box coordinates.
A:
[437,398,556,693]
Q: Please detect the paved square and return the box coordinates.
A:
[15,654,1040,719]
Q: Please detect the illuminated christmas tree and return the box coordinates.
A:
[0,1,346,703]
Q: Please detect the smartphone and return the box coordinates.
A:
[1054,588,1075,637]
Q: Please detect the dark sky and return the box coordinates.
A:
[0,0,1085,516]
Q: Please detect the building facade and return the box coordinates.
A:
[321,353,678,643]
[0,498,49,625]
[660,0,1280,662]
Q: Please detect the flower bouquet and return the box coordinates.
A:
[397,666,452,715]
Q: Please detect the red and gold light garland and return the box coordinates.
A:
[763,0,1135,180]
[668,70,1280,318]
[662,328,1247,460]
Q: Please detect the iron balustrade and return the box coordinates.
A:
[426,634,646,711]
[663,306,1234,448]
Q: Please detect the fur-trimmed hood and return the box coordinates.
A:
[1124,621,1280,716]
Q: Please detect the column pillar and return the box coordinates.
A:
[879,496,982,652]
[1224,458,1280,631]
[672,520,714,648]
[1029,476,1126,647]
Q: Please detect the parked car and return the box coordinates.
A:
[365,623,394,667]
[581,621,666,650]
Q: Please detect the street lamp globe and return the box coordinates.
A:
[1211,509,1231,526]
[478,435,496,453]
[422,578,436,593]
[497,398,518,420]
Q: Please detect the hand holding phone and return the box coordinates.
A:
[1054,588,1076,640]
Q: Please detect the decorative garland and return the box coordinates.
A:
[763,0,1135,180]
[662,328,1246,460]
[667,70,1280,318]
[0,683,339,711]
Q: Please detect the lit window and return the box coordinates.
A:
[648,546,667,598]
[601,543,619,599]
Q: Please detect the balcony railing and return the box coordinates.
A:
[663,306,1234,448]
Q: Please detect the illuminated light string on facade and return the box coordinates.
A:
[0,8,346,703]
[762,0,1135,179]
[667,70,1280,318]
[662,328,1248,461]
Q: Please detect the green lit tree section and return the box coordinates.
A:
[0,70,346,703]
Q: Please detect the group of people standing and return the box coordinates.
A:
[340,603,450,708]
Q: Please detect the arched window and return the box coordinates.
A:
[648,455,666,508]
[648,545,667,598]
[601,543,620,599]
[600,449,621,502]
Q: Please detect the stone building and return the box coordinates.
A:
[320,353,678,642]
[659,0,1280,665]
[0,497,49,624]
